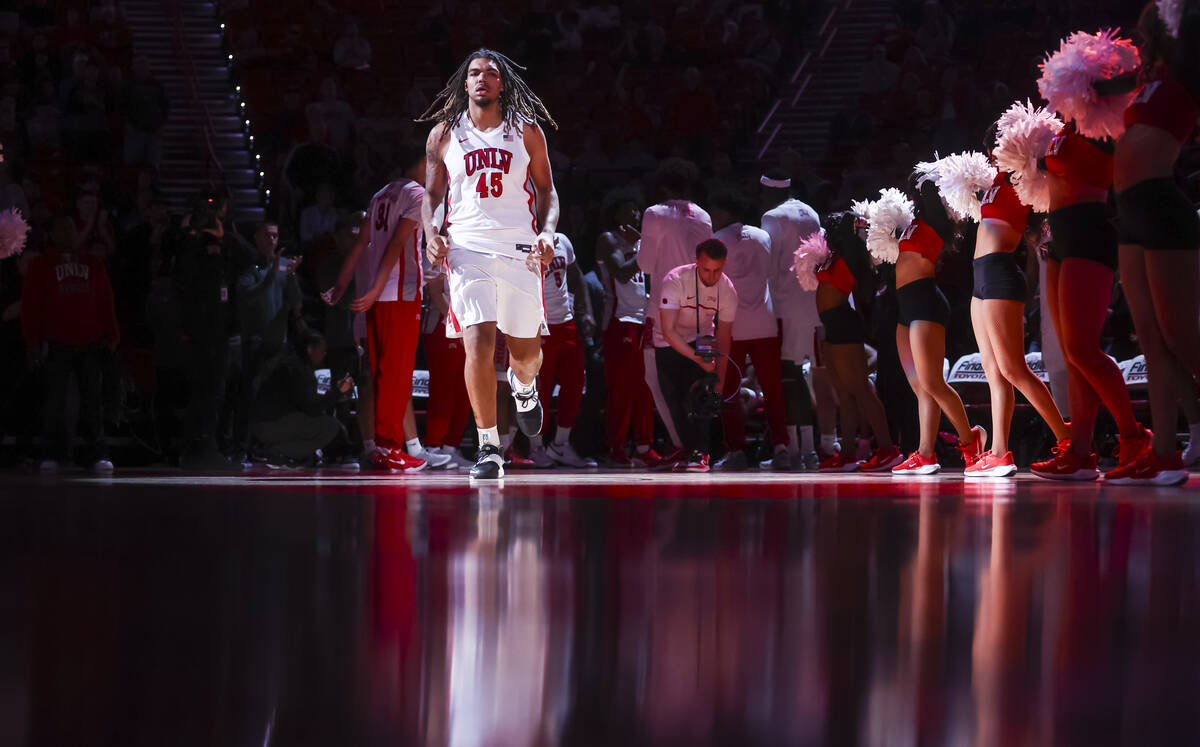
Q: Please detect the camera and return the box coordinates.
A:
[686,372,722,419]
[695,334,719,363]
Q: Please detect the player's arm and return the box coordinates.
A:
[565,260,595,336]
[634,210,657,274]
[597,232,641,283]
[659,306,715,373]
[524,122,560,267]
[426,273,450,316]
[422,123,451,264]
[323,212,371,305]
[350,217,418,313]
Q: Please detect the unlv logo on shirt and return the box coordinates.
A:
[1132,80,1161,106]
[463,147,514,177]
[981,185,1002,205]
[55,261,90,283]
[900,221,919,242]
[1046,133,1066,157]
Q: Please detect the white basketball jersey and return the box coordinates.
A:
[542,232,576,325]
[598,233,646,328]
[442,118,538,259]
[357,179,424,303]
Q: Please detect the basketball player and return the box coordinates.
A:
[322,144,437,471]
[596,188,661,467]
[529,231,597,468]
[759,169,826,467]
[708,189,791,470]
[637,158,712,465]
[420,49,559,480]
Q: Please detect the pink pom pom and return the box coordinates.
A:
[792,230,830,291]
[1037,29,1140,139]
[0,208,29,259]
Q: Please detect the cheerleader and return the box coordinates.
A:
[855,185,986,475]
[1014,31,1152,481]
[792,212,902,472]
[1107,3,1200,486]
[926,146,1071,477]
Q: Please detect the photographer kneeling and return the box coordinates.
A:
[252,330,354,467]
[655,239,738,472]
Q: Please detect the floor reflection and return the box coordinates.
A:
[3,479,1200,745]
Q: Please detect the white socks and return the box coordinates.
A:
[478,427,500,449]
[820,432,836,455]
[406,437,422,457]
[799,425,815,454]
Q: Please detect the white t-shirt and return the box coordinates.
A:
[761,198,821,357]
[658,263,738,346]
[714,222,776,341]
[597,233,646,327]
[442,118,538,259]
[638,200,713,346]
[541,232,575,325]
[357,178,425,302]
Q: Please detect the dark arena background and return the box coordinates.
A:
[3,0,1200,745]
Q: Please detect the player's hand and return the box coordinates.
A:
[527,232,555,272]
[579,314,597,340]
[284,256,302,275]
[694,355,717,373]
[321,284,345,306]
[350,286,382,313]
[427,234,450,265]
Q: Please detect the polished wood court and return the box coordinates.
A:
[2,469,1199,746]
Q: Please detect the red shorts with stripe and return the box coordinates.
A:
[364,296,422,449]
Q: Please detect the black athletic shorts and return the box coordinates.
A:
[972,251,1027,302]
[896,276,950,327]
[1046,201,1118,270]
[819,301,867,345]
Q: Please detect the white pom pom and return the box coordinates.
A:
[792,229,830,291]
[0,208,29,259]
[913,151,997,222]
[856,188,914,265]
[1158,0,1183,38]
[1037,29,1140,139]
[993,100,1064,212]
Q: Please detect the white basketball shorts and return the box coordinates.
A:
[444,247,548,339]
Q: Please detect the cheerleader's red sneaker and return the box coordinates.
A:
[858,445,904,472]
[1031,440,1099,481]
[956,425,988,468]
[965,450,1017,478]
[1112,425,1153,469]
[891,451,940,475]
[819,450,861,472]
[1104,449,1188,486]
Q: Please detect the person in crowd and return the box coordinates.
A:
[120,55,168,169]
[324,144,438,471]
[299,182,339,247]
[596,188,661,467]
[654,238,737,473]
[636,157,711,463]
[21,216,118,473]
[252,330,353,467]
[529,231,597,468]
[708,189,791,470]
[420,48,561,481]
[1108,6,1199,485]
[759,168,825,468]
[795,212,903,472]
[332,20,372,70]
[1025,31,1151,481]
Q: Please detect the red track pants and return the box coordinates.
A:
[721,335,788,450]
[365,297,421,450]
[423,320,472,448]
[538,320,586,431]
[604,320,654,450]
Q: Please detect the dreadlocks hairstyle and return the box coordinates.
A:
[418,48,557,132]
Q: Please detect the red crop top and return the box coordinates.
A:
[816,256,855,296]
[979,171,1030,236]
[897,219,943,264]
[1042,124,1113,190]
[1125,67,1200,143]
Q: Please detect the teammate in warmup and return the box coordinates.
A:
[420,48,560,480]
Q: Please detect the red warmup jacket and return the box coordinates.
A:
[21,249,120,349]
